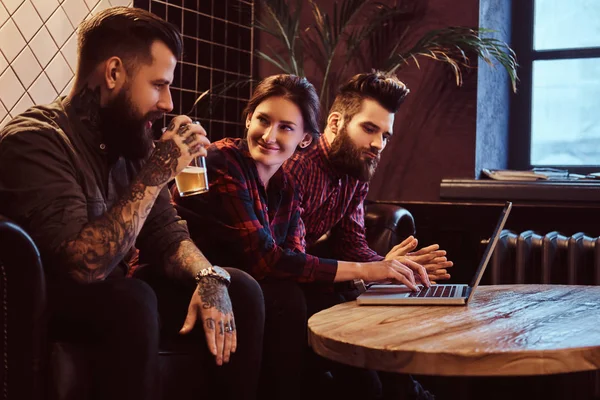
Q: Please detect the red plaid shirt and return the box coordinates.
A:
[283,135,384,262]
[174,138,338,282]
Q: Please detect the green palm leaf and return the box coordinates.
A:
[189,78,257,118]
[254,0,304,75]
[255,47,294,74]
[304,0,372,102]
[344,1,425,78]
[251,0,518,111]
[386,27,518,92]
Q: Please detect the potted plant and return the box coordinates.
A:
[254,0,517,113]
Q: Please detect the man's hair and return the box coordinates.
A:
[330,71,410,122]
[243,74,321,139]
[76,6,183,78]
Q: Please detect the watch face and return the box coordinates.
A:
[213,266,231,280]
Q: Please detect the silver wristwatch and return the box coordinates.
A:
[195,265,231,287]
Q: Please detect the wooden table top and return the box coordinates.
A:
[308,285,600,376]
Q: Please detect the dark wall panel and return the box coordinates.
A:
[256,0,482,202]
[367,0,481,202]
[135,0,254,141]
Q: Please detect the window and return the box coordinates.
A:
[510,0,600,173]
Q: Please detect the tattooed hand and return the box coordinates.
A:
[143,115,210,187]
[179,276,236,366]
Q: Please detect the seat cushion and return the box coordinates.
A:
[49,338,212,400]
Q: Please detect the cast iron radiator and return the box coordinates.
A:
[487,230,600,285]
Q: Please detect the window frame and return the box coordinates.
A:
[509,0,600,174]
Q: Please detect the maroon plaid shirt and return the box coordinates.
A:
[283,135,384,262]
[174,138,338,283]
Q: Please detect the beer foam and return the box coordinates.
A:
[183,166,206,173]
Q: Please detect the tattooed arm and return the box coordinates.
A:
[161,238,213,281]
[165,239,236,366]
[59,115,209,283]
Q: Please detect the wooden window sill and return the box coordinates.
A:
[440,179,600,204]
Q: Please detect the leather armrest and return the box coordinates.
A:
[364,203,416,256]
[0,215,47,399]
[308,203,416,258]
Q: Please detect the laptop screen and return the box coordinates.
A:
[468,202,513,291]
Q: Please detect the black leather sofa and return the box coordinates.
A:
[0,203,415,400]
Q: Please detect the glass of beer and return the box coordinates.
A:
[163,121,209,197]
[175,155,209,197]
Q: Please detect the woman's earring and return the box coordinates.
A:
[299,142,309,149]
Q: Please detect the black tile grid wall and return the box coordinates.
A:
[134,0,254,141]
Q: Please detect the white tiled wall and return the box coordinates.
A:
[0,0,132,129]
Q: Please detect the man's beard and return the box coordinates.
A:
[99,87,161,161]
[328,125,380,182]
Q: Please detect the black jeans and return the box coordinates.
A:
[260,280,427,400]
[259,281,308,400]
[48,267,264,400]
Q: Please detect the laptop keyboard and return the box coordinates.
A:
[408,285,467,298]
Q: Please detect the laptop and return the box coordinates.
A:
[357,201,512,306]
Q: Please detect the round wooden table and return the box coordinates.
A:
[308,285,600,376]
